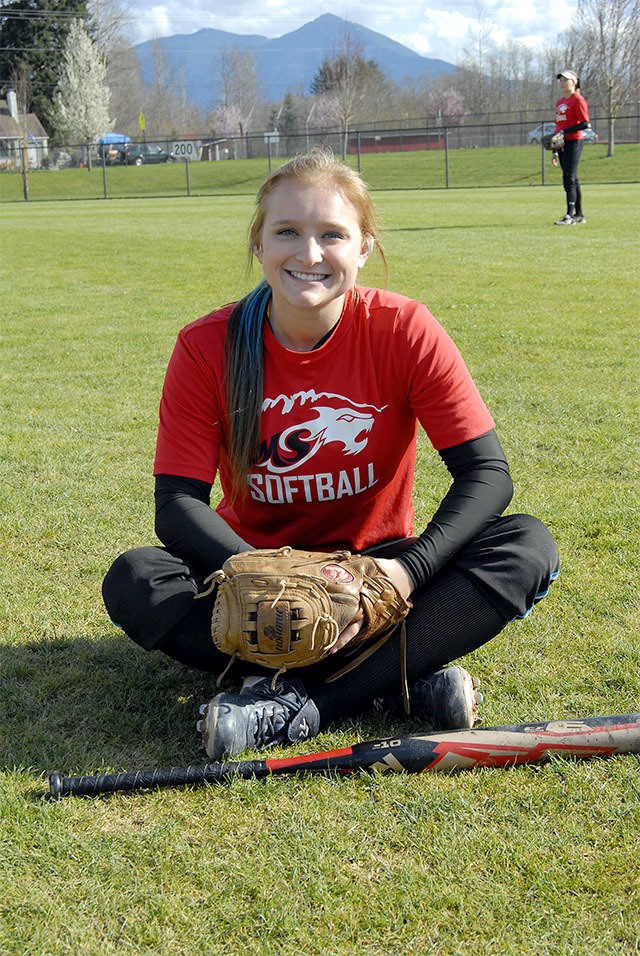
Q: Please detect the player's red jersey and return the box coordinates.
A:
[555,92,590,141]
[154,287,495,553]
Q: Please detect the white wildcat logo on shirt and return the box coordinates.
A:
[256,389,386,475]
[246,390,385,505]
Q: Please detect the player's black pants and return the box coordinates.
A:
[102,514,559,724]
[558,139,584,216]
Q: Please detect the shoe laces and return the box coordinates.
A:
[247,681,305,747]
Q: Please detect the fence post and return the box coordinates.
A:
[101,153,108,199]
[356,132,361,174]
[185,158,191,197]
[20,146,29,201]
[444,128,450,189]
[541,143,546,186]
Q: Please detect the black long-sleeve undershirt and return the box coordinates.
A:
[154,476,253,575]
[394,430,512,588]
[562,120,590,135]
[154,428,513,590]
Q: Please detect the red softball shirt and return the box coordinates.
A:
[555,92,590,141]
[154,287,495,553]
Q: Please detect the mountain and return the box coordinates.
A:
[134,14,456,115]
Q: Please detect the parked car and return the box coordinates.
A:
[114,143,176,165]
[527,122,556,144]
[541,127,599,150]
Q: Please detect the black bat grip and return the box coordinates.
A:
[48,761,268,798]
[49,768,184,798]
[49,767,205,798]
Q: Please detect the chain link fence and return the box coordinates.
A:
[2,112,638,202]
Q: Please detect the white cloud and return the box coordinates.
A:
[492,0,576,43]
[392,11,474,62]
[139,6,172,40]
[517,33,551,50]
[394,32,432,57]
[493,0,538,29]
[393,0,577,62]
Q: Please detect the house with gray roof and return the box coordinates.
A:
[0,91,49,170]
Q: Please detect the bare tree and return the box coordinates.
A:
[457,3,496,115]
[311,31,387,157]
[7,63,32,116]
[105,43,148,133]
[86,0,155,136]
[211,49,263,155]
[87,0,135,55]
[576,0,640,154]
[134,38,201,139]
[219,50,260,116]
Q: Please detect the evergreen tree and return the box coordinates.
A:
[0,0,89,132]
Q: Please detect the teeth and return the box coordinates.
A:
[290,271,327,281]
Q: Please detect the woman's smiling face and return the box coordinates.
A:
[256,178,371,326]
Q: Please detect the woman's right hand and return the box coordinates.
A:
[330,613,364,655]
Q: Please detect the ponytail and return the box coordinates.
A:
[225,281,272,502]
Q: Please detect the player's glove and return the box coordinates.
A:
[550,131,565,150]
[202,547,412,674]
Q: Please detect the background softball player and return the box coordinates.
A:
[552,69,592,225]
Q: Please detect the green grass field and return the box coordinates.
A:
[1,177,639,954]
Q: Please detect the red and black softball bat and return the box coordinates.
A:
[48,713,640,798]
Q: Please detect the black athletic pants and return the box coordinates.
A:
[558,139,584,216]
[103,514,559,724]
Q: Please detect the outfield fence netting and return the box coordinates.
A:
[2,110,638,202]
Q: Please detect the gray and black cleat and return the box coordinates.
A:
[197,675,320,760]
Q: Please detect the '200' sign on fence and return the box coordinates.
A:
[172,141,201,161]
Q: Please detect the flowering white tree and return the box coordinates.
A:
[54,19,113,168]
[425,88,466,126]
[307,95,343,131]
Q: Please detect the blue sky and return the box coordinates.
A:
[127,0,579,65]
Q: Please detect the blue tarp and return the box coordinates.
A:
[99,132,131,144]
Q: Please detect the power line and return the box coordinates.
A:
[0,8,86,19]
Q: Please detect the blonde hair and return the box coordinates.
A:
[248,146,386,274]
[226,148,385,501]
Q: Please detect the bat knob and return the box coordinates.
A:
[49,771,64,800]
